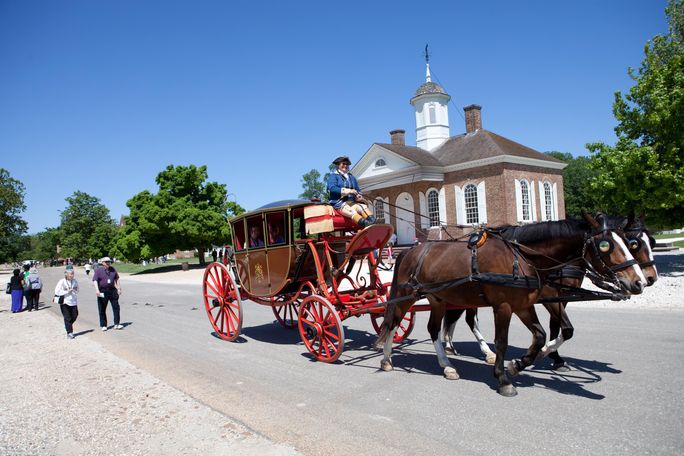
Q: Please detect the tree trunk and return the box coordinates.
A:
[197,247,205,266]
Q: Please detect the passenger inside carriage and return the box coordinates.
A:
[327,155,376,228]
[268,222,285,245]
[249,225,264,248]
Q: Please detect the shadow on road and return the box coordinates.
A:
[655,253,684,277]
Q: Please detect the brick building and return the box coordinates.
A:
[352,62,567,245]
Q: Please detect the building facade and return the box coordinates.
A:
[352,64,567,245]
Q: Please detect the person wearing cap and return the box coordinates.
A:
[55,268,79,339]
[92,256,123,331]
[327,155,376,227]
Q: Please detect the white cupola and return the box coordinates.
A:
[410,60,451,152]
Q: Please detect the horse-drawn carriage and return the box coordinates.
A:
[202,199,657,396]
[202,199,402,362]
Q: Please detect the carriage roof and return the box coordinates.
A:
[229,199,316,223]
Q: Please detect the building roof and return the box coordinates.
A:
[413,81,447,97]
[374,143,443,166]
[433,129,565,166]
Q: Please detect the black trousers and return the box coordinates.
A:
[97,289,120,327]
[24,290,40,311]
[60,304,79,334]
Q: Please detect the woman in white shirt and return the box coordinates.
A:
[54,268,79,339]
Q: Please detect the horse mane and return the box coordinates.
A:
[495,219,590,244]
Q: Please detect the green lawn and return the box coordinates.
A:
[112,257,200,274]
[654,232,684,240]
[674,240,684,248]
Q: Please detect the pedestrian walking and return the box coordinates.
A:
[92,256,123,331]
[9,269,24,313]
[85,262,91,276]
[25,267,43,311]
[22,264,30,310]
[54,268,79,339]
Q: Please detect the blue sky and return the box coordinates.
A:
[0,0,669,233]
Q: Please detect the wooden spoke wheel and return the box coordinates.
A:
[370,282,415,343]
[298,295,344,363]
[203,262,242,341]
[272,301,299,329]
[370,310,416,343]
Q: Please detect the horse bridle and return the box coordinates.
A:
[625,227,656,269]
[582,221,638,292]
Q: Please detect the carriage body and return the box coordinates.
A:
[203,199,396,361]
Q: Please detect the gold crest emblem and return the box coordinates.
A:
[254,263,265,283]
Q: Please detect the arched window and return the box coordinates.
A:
[375,158,386,167]
[427,190,440,227]
[544,182,553,221]
[374,199,386,223]
[429,104,436,124]
[464,184,479,224]
[520,180,531,221]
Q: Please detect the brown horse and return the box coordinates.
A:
[442,213,659,372]
[377,213,646,396]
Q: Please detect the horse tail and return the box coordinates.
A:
[376,249,409,346]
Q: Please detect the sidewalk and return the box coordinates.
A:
[0,291,299,456]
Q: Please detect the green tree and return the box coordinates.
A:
[299,169,327,201]
[114,164,244,264]
[0,168,28,263]
[588,0,684,227]
[544,151,601,218]
[59,191,117,260]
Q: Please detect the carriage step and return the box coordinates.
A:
[654,242,681,252]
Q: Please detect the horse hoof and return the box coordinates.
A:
[445,346,455,355]
[380,360,393,372]
[485,353,496,364]
[507,360,521,377]
[498,384,518,397]
[444,367,459,380]
[552,363,571,372]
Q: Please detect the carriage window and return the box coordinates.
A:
[232,220,246,251]
[267,212,287,246]
[291,208,307,241]
[544,182,553,221]
[427,190,440,227]
[374,199,386,223]
[520,180,531,221]
[246,216,265,249]
[464,184,479,224]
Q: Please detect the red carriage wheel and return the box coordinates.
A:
[272,302,299,329]
[298,295,345,362]
[203,262,243,341]
[370,310,416,343]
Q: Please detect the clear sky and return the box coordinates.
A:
[0,0,669,234]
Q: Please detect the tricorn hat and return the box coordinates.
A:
[332,155,351,165]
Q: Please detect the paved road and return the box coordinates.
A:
[39,267,684,456]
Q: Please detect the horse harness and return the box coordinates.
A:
[394,225,631,307]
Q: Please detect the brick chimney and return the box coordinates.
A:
[463,105,482,133]
[390,129,405,145]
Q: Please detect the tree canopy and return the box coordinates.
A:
[0,168,28,263]
[588,0,684,227]
[59,191,117,260]
[544,151,601,218]
[113,164,244,264]
[299,169,327,201]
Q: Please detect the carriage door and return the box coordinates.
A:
[395,192,416,245]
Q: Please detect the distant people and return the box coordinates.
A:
[389,233,397,247]
[55,268,79,339]
[327,155,376,227]
[269,223,285,245]
[25,267,43,311]
[249,225,264,247]
[92,256,123,331]
[22,264,31,311]
[85,262,92,276]
[211,249,218,262]
[9,269,24,313]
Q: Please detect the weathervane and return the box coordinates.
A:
[424,44,432,82]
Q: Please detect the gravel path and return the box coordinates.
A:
[0,292,300,456]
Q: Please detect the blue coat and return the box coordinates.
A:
[327,172,361,208]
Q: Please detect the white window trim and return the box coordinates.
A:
[374,157,387,169]
[419,191,428,229]
[454,185,465,225]
[530,180,537,222]
[477,181,487,224]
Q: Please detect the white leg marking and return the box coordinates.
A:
[540,334,565,358]
[433,339,459,379]
[472,318,496,360]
